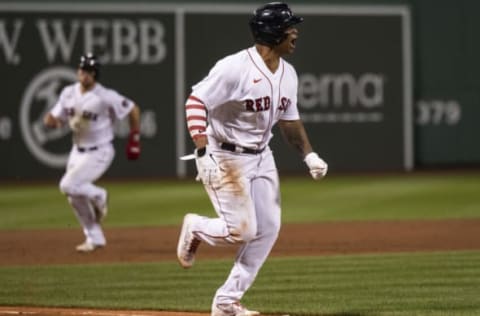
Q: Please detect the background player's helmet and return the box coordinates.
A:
[78,53,100,79]
[249,2,303,46]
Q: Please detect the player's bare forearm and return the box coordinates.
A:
[43,113,62,129]
[128,104,141,131]
[193,134,208,149]
[278,119,313,158]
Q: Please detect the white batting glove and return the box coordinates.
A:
[304,152,328,180]
[195,146,221,186]
[68,114,88,132]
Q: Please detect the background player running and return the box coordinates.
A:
[44,53,141,252]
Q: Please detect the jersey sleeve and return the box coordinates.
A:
[103,88,134,120]
[49,86,70,120]
[280,95,300,120]
[190,57,238,110]
[279,66,300,120]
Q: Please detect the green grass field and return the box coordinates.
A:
[0,252,479,315]
[1,172,480,315]
[2,172,480,229]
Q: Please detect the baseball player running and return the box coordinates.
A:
[43,53,141,252]
[177,3,328,316]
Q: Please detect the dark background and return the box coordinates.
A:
[1,0,478,179]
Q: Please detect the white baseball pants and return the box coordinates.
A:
[190,147,281,305]
[59,142,114,245]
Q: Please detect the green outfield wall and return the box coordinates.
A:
[0,0,478,179]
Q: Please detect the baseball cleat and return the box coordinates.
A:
[91,191,108,222]
[211,302,260,316]
[177,213,201,268]
[75,241,105,253]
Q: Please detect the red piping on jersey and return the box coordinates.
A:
[246,49,272,92]
[277,61,285,111]
[246,48,276,145]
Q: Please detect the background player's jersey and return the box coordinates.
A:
[50,82,134,147]
[191,46,300,150]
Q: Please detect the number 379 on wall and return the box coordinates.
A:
[415,99,461,126]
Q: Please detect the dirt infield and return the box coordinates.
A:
[1,219,479,315]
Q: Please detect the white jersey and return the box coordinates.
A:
[191,46,300,150]
[50,82,134,147]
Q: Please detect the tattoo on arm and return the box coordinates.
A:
[278,120,313,157]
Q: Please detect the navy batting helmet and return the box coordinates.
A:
[249,2,303,46]
[78,53,100,79]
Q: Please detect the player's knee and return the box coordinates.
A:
[59,177,76,195]
[228,221,257,243]
[265,223,280,241]
[261,213,281,241]
[242,225,257,243]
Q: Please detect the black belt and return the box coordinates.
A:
[77,146,98,153]
[221,143,265,155]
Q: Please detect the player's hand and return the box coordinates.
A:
[195,146,221,186]
[68,114,87,132]
[126,129,141,160]
[304,152,328,180]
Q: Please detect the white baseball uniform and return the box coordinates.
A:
[50,82,134,246]
[186,46,300,305]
